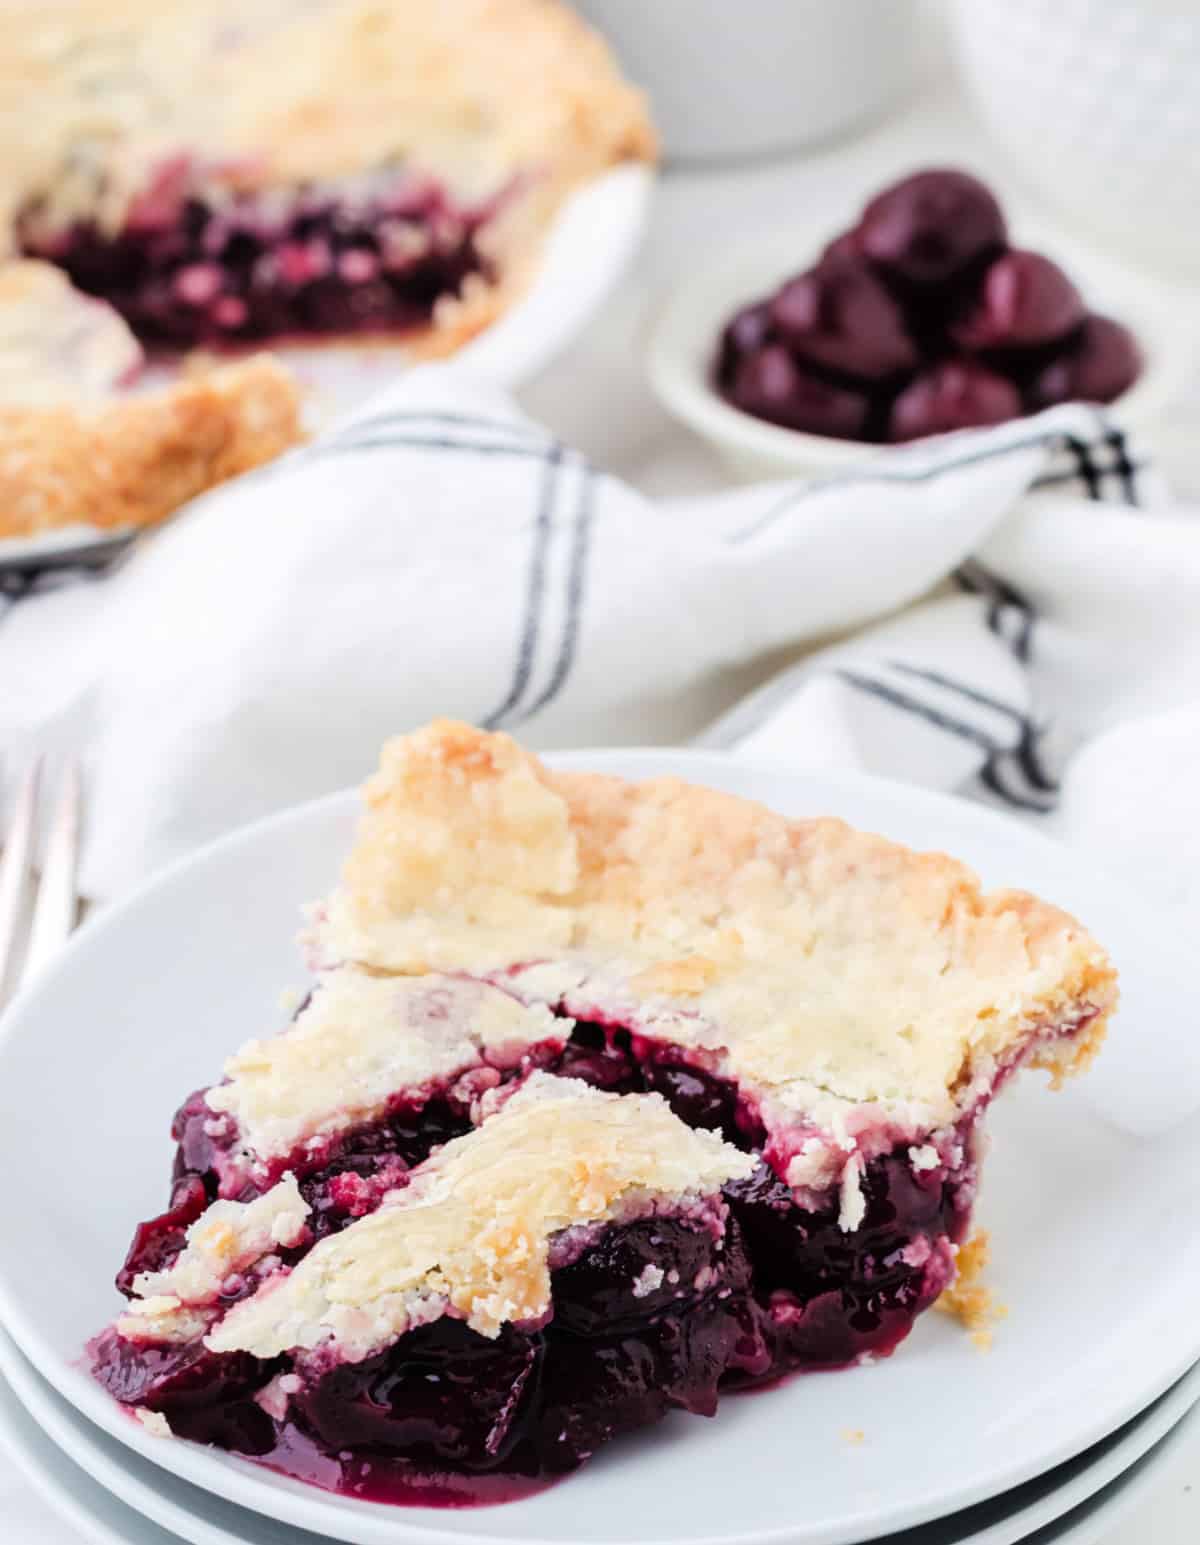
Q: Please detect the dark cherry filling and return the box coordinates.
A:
[95,1214,758,1501]
[18,170,494,348]
[550,1023,963,1371]
[99,1014,975,1504]
[723,1154,959,1373]
[91,1329,280,1455]
[116,1092,476,1294]
[114,1173,210,1298]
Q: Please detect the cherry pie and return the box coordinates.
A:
[6,0,653,355]
[93,721,1118,1504]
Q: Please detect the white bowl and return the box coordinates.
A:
[571,1,918,163]
[647,223,1191,484]
[949,0,1200,280]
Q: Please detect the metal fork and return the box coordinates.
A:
[0,758,83,1007]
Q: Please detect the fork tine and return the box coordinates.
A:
[0,757,41,999]
[23,760,82,983]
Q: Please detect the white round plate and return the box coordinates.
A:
[0,163,652,566]
[1035,1404,1199,1545]
[648,222,1193,483]
[3,1328,1199,1545]
[0,752,1198,1545]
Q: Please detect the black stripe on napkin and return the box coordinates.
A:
[728,423,1090,546]
[517,461,596,724]
[953,560,1037,663]
[329,409,552,447]
[1104,428,1141,506]
[977,751,1058,813]
[0,562,108,630]
[481,445,564,730]
[1063,434,1102,500]
[836,668,1057,813]
[1030,426,1144,507]
[889,663,1058,795]
[836,671,999,752]
[309,434,557,464]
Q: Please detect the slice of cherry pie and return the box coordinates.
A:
[6,0,654,355]
[93,721,1118,1505]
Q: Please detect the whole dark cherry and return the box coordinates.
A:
[887,361,1021,442]
[951,250,1085,351]
[768,256,918,381]
[717,301,773,385]
[728,345,870,439]
[857,169,1007,286]
[819,230,861,265]
[1026,314,1142,409]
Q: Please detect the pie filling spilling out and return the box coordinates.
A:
[92,721,1118,1507]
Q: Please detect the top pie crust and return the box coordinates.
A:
[315,721,1117,1154]
[1,0,654,249]
[207,971,565,1166]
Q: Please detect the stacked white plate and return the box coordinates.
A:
[1,750,1198,1545]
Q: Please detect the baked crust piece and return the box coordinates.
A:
[317,721,1117,1161]
[0,351,304,540]
[206,972,565,1167]
[0,260,143,407]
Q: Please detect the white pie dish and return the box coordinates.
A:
[3,1328,1198,1545]
[647,222,1193,483]
[0,750,1197,1545]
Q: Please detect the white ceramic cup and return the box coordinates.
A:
[950,0,1200,279]
[573,0,919,162]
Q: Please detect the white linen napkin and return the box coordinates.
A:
[0,365,1194,926]
[3,367,1200,1541]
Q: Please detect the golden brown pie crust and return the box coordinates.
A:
[0,354,304,540]
[317,721,1117,1137]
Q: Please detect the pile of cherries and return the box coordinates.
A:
[716,168,1142,444]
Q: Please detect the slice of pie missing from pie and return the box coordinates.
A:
[92,721,1117,1502]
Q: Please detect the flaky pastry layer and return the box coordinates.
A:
[316,721,1117,1143]
[207,973,564,1166]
